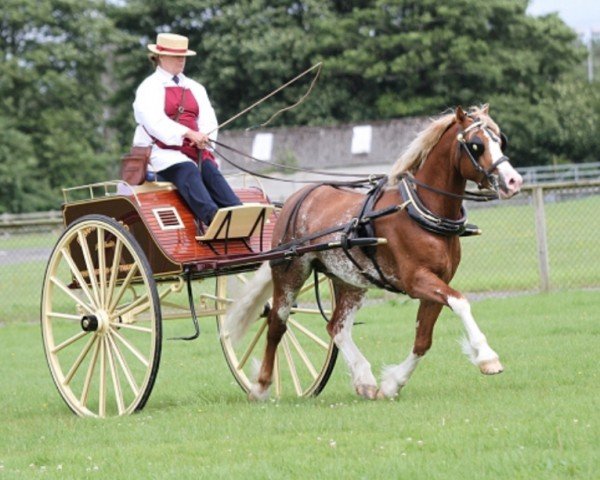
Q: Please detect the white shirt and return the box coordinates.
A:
[132,66,219,172]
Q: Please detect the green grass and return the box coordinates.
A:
[1,291,598,479]
[0,231,59,250]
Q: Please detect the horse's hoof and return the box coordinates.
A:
[248,383,270,402]
[479,359,504,375]
[376,387,399,400]
[356,384,378,400]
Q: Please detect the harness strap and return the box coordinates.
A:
[271,178,407,293]
[398,176,474,236]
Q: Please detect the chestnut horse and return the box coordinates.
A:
[225,105,523,400]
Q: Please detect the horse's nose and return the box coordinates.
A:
[507,171,523,193]
[501,169,523,197]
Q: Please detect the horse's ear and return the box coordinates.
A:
[481,103,490,115]
[455,106,467,122]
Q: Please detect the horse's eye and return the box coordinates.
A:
[500,132,508,152]
[467,136,485,158]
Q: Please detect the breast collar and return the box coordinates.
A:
[398,175,478,237]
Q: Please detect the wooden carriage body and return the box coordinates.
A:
[61,181,277,279]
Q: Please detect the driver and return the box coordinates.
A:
[132,33,241,227]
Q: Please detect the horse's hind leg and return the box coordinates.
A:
[249,261,310,401]
[327,282,377,399]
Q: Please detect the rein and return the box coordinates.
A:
[213,139,386,184]
[402,173,498,202]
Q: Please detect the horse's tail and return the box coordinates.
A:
[222,262,274,345]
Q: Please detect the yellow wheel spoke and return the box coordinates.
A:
[107,332,139,397]
[99,339,107,418]
[281,336,302,396]
[50,276,94,315]
[97,228,107,308]
[59,247,96,308]
[52,330,88,354]
[111,328,149,368]
[105,238,123,310]
[63,334,96,385]
[286,326,319,379]
[236,320,268,370]
[111,323,152,334]
[47,311,82,321]
[113,292,150,318]
[287,318,329,350]
[108,264,139,313]
[273,353,281,398]
[105,336,125,415]
[80,338,101,408]
[77,230,101,307]
[290,307,332,315]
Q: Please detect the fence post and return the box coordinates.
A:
[532,186,551,291]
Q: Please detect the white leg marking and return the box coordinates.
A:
[248,359,270,402]
[379,352,422,398]
[333,310,377,391]
[447,296,503,374]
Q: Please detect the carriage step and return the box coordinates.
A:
[196,203,275,242]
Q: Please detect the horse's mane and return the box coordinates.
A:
[389,106,495,186]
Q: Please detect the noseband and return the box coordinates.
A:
[456,119,509,190]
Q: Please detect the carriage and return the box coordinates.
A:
[42,105,522,417]
[40,176,369,418]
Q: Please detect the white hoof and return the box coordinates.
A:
[378,378,400,399]
[479,359,504,375]
[355,384,378,400]
[248,383,270,402]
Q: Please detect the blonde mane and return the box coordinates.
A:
[389,106,496,185]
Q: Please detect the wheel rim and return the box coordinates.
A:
[41,216,161,417]
[216,272,337,398]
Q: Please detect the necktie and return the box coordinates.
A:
[173,75,180,85]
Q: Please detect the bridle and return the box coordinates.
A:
[456,117,509,191]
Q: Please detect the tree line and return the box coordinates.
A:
[1,0,599,213]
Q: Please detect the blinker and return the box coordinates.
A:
[467,136,485,158]
[500,132,508,152]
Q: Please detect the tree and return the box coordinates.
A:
[0,0,122,212]
[109,0,586,123]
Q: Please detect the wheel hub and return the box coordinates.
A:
[81,315,98,332]
[81,310,110,334]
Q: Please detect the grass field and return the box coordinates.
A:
[1,290,598,479]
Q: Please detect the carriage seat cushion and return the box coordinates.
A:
[196,203,275,241]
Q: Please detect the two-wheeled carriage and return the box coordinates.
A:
[41,177,348,417]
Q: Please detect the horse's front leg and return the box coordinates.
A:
[409,272,503,375]
[327,283,377,399]
[379,300,442,399]
[446,295,503,374]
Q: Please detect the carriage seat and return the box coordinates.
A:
[196,203,275,242]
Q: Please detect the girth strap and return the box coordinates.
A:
[338,178,406,293]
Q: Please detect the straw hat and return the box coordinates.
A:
[147,33,196,57]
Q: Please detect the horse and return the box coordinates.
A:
[224,105,523,400]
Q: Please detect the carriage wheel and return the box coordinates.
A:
[41,215,161,417]
[216,272,338,398]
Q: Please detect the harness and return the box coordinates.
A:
[270,174,481,293]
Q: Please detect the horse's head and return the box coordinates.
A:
[454,105,522,199]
